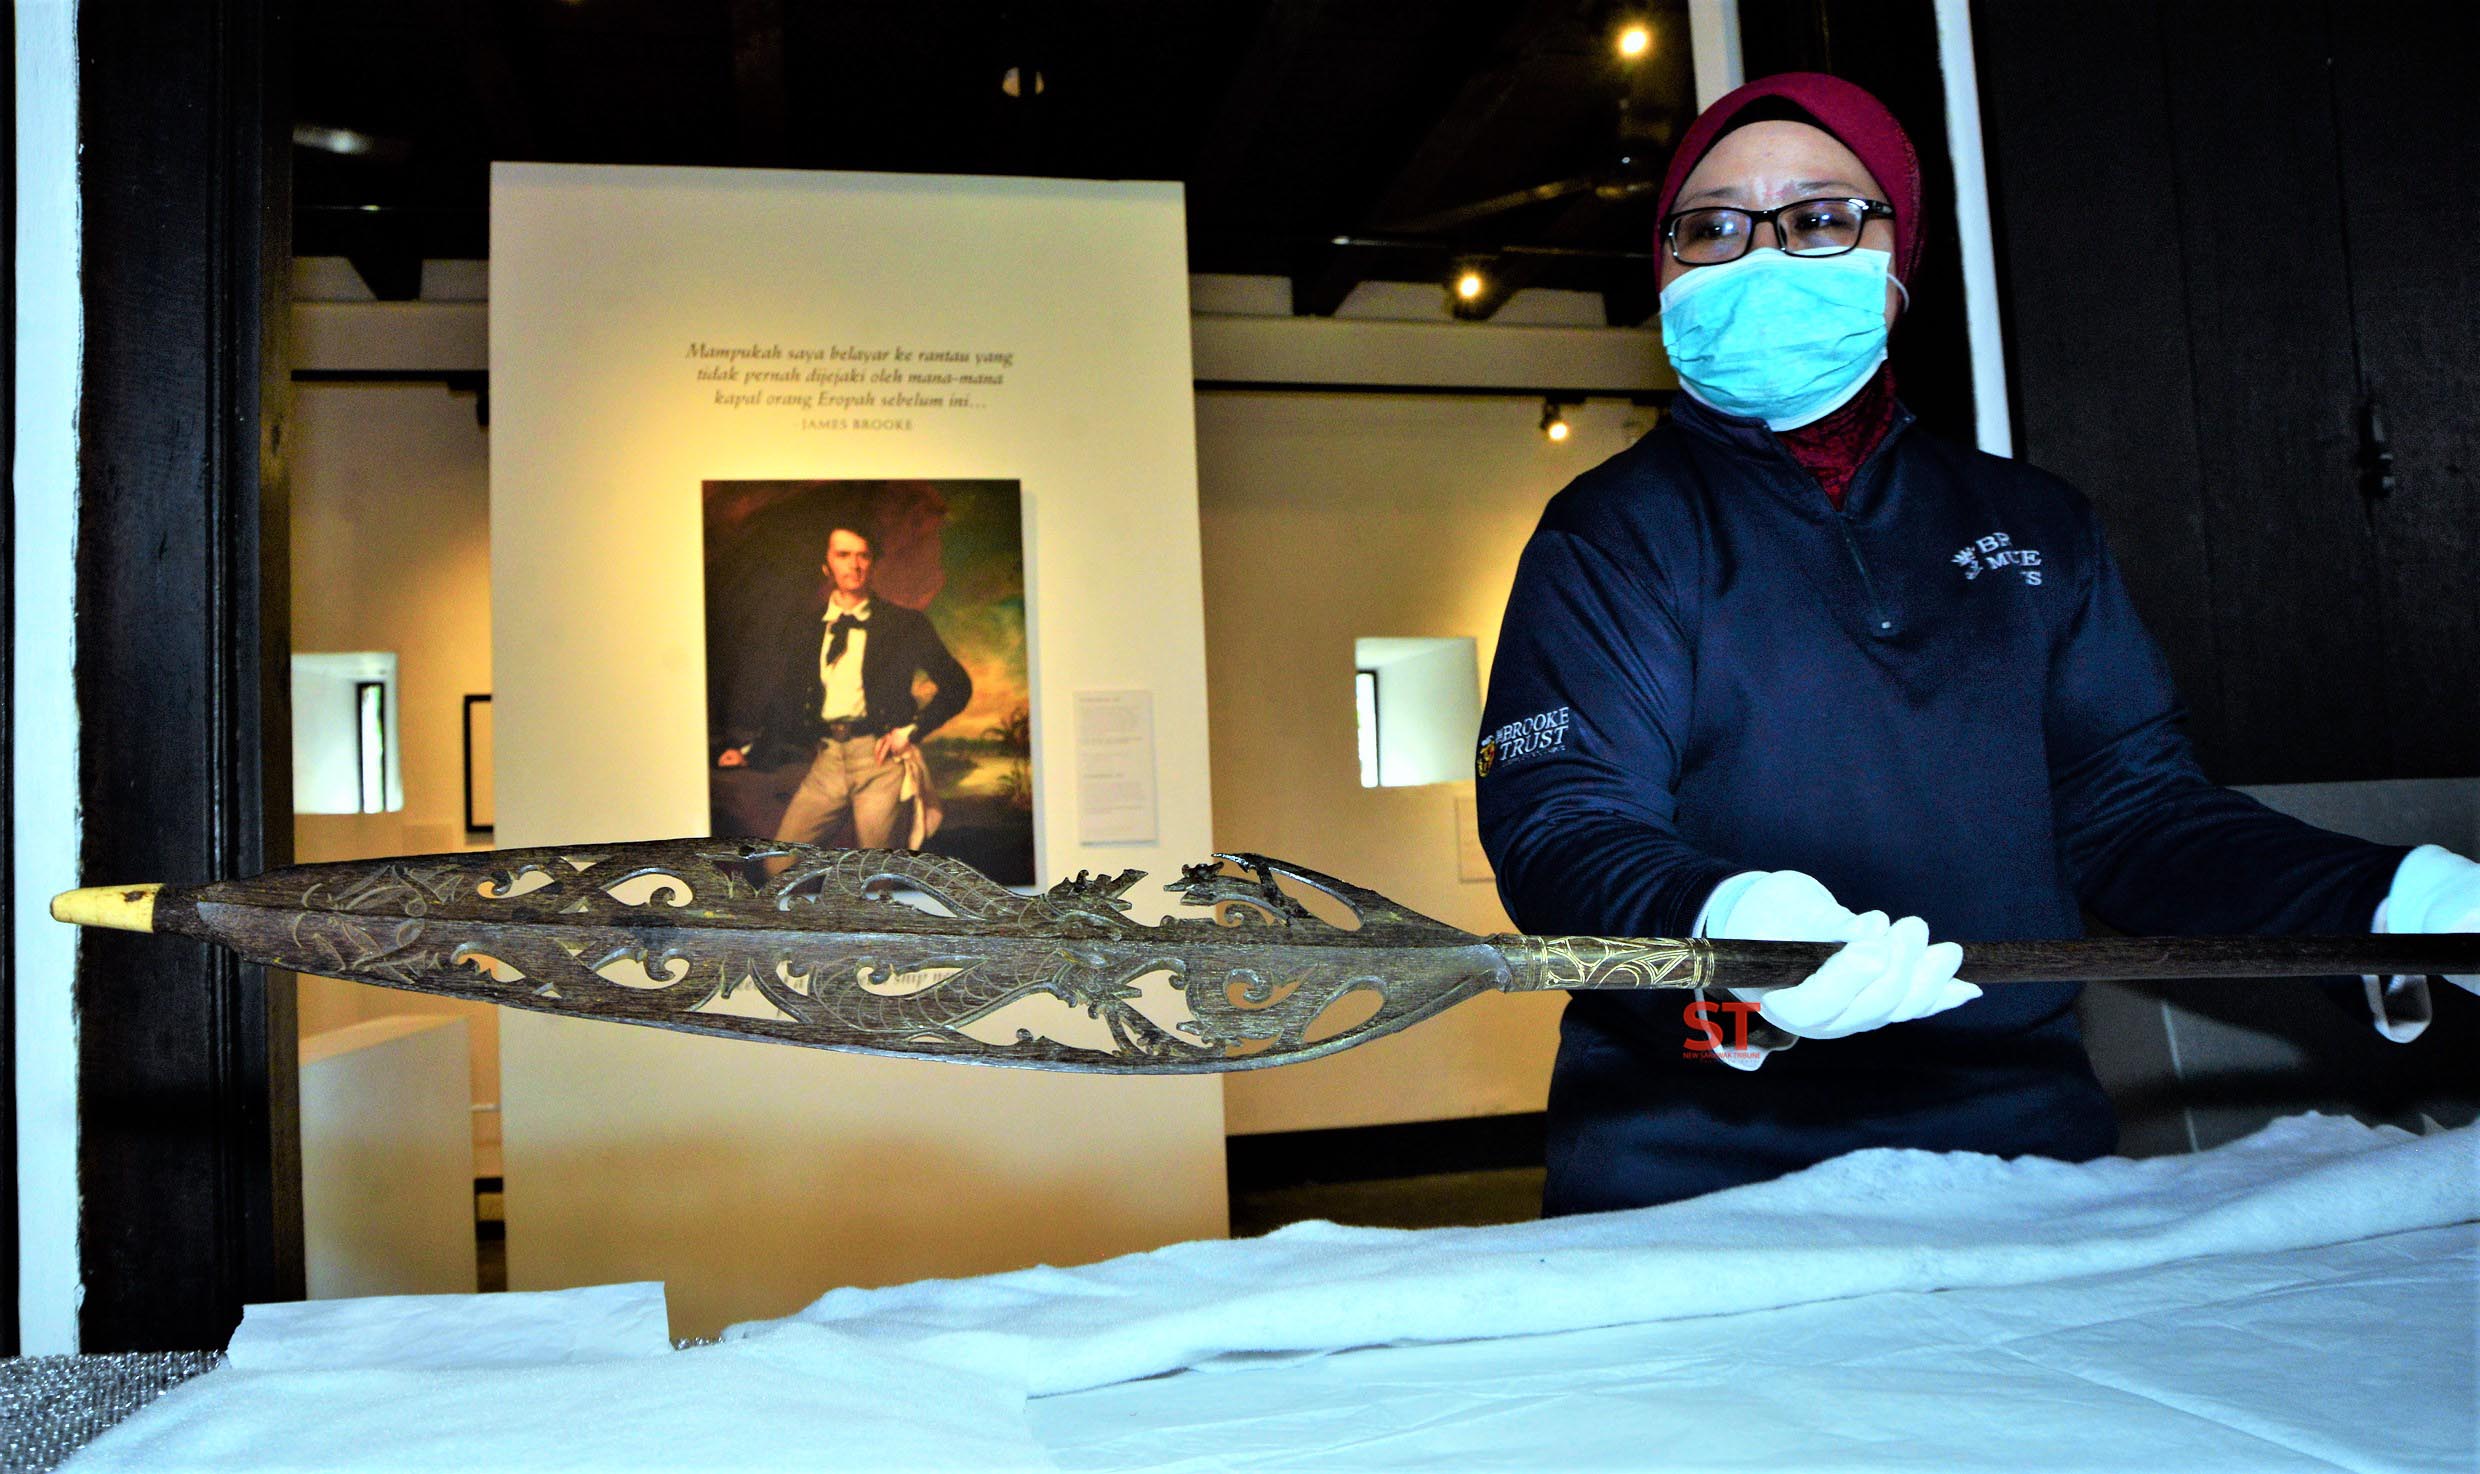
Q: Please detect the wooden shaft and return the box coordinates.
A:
[1495,929,2480,993]
[1703,932,2480,989]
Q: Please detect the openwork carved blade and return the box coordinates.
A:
[150,839,1522,1074]
[80,839,2466,1073]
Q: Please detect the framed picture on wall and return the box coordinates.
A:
[463,693,495,835]
[702,479,1034,885]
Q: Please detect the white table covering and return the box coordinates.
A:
[1031,1220,2475,1472]
[64,1114,2478,1472]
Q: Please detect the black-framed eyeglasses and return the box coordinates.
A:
[1660,197,1896,266]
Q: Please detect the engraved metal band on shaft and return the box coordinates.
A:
[1493,933,1713,991]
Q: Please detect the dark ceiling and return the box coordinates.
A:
[292,0,1700,322]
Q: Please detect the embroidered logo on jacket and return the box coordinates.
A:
[1478,707,1571,777]
[1951,531,2044,586]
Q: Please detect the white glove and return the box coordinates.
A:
[2365,845,2480,1044]
[1703,870,1981,1044]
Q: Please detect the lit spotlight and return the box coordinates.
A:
[1616,21,1653,59]
[1448,257,1497,316]
[290,123,411,162]
[1541,401,1573,442]
[293,124,373,156]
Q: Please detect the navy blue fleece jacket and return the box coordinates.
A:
[1476,393,2406,1213]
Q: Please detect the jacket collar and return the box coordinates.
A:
[1664,390,1781,458]
[1664,389,1918,516]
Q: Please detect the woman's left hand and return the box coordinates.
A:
[2382,845,2480,994]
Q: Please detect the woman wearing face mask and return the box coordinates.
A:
[1475,72,2480,1215]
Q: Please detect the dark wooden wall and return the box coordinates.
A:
[75,0,300,1350]
[1975,0,2479,783]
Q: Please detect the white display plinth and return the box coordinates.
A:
[489,165,1224,1338]
[300,1015,478,1299]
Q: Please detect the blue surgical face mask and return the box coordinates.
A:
[1658,247,1904,430]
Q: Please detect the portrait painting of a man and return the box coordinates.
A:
[704,479,1034,884]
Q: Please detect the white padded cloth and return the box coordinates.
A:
[63,1323,1053,1473]
[740,1115,2478,1403]
[1031,1221,2476,1471]
[70,1116,2475,1472]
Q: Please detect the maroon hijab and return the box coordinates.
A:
[1655,71,1926,283]
[1656,73,1925,503]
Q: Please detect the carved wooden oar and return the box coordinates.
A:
[51,839,2479,1073]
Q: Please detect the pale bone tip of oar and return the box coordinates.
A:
[51,883,163,933]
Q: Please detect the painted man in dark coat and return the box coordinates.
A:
[719,524,972,849]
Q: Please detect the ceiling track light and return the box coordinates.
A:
[1615,19,1654,61]
[1541,399,1574,443]
[1448,257,1494,316]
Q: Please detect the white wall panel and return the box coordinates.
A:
[489,166,1223,1338]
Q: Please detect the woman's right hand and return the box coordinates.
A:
[1706,870,1980,1039]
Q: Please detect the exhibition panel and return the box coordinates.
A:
[488,165,1222,1337]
